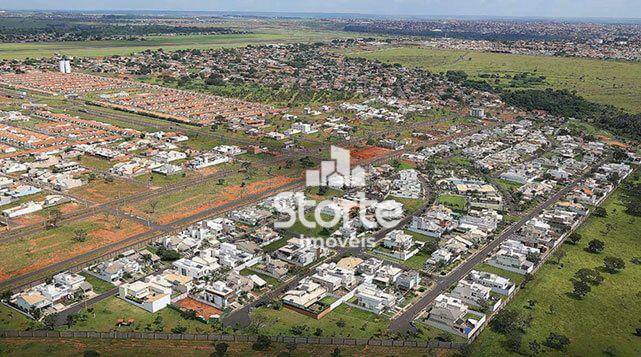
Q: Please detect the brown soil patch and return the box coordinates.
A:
[149,175,298,225]
[350,146,391,162]
[0,215,150,282]
[176,297,223,319]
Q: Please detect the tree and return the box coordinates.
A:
[73,228,88,243]
[574,268,603,285]
[47,208,62,229]
[213,342,229,357]
[505,331,523,352]
[544,332,570,351]
[567,232,582,245]
[526,251,540,265]
[157,248,181,261]
[491,309,525,334]
[587,239,605,254]
[551,250,566,265]
[83,350,100,357]
[528,340,541,355]
[252,334,271,351]
[572,279,591,298]
[43,314,57,330]
[285,342,297,354]
[148,200,159,213]
[420,240,439,255]
[593,206,607,217]
[171,325,187,334]
[603,256,625,273]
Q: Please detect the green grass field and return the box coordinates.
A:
[347,46,641,113]
[0,30,356,59]
[0,337,442,357]
[58,296,209,334]
[79,272,116,294]
[471,184,641,356]
[436,194,467,212]
[249,304,390,339]
[0,304,35,331]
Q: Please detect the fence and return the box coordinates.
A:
[0,330,464,349]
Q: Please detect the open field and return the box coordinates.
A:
[0,337,445,357]
[57,296,209,334]
[347,46,641,113]
[436,194,467,212]
[0,304,34,331]
[70,177,146,204]
[0,30,357,59]
[471,183,641,356]
[0,215,150,282]
[249,304,390,339]
[122,174,298,225]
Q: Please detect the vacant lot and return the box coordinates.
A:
[472,184,641,356]
[70,177,146,204]
[0,215,149,282]
[348,46,641,113]
[123,174,299,225]
[58,296,208,334]
[250,304,390,339]
[436,194,467,212]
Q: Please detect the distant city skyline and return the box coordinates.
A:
[2,1,641,20]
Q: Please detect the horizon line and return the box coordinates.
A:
[1,9,641,22]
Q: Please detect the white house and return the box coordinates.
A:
[119,280,171,313]
[425,294,486,339]
[468,270,515,296]
[353,283,396,315]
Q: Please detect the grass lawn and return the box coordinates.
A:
[286,212,340,237]
[474,263,525,285]
[370,248,428,271]
[304,186,344,201]
[404,229,438,243]
[436,194,467,212]
[249,304,390,339]
[471,185,641,356]
[415,321,468,343]
[0,303,36,331]
[79,272,116,294]
[261,237,290,253]
[449,156,472,167]
[347,46,641,113]
[57,296,210,334]
[79,155,114,172]
[239,268,280,287]
[493,178,523,192]
[0,337,445,357]
[392,197,425,213]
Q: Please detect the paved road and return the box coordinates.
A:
[222,182,433,328]
[388,164,600,333]
[0,178,305,291]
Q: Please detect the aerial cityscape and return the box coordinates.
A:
[0,1,641,356]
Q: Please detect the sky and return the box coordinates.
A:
[2,0,641,19]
